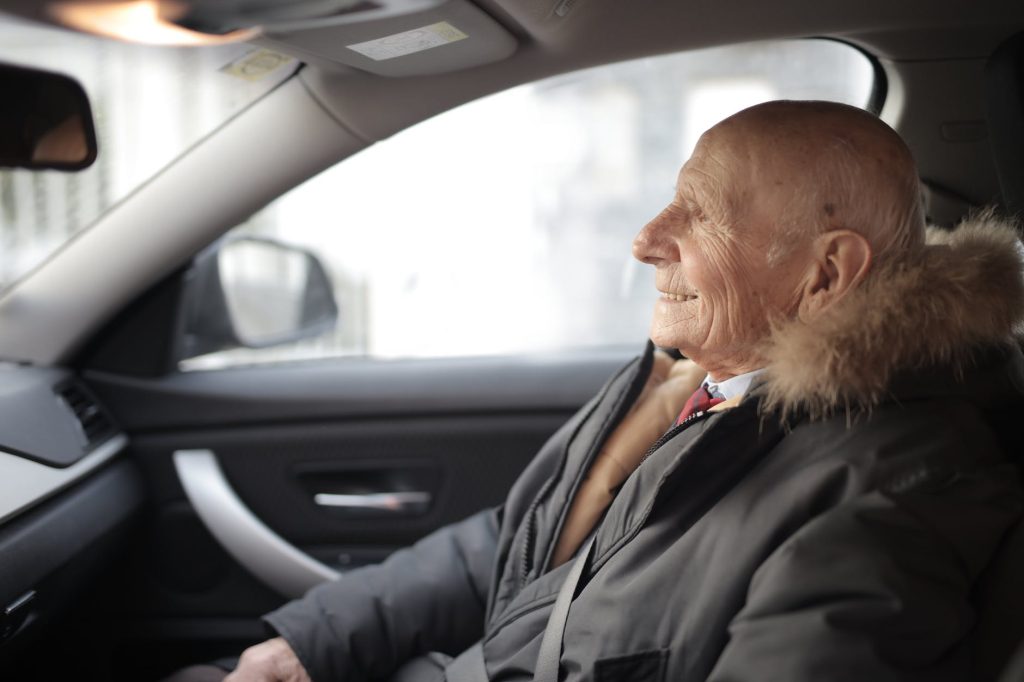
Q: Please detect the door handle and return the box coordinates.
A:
[313,491,431,513]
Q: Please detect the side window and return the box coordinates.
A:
[180,39,875,370]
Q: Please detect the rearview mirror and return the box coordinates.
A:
[179,236,340,360]
[0,62,98,171]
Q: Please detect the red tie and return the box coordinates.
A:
[675,384,725,425]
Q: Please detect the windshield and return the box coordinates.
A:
[0,16,296,290]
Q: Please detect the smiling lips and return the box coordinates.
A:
[660,291,698,302]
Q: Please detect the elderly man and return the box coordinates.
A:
[198,100,1024,682]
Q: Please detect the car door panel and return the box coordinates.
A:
[84,350,632,626]
[85,351,628,430]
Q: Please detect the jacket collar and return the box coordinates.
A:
[758,213,1024,419]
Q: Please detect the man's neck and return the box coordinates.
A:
[696,351,766,383]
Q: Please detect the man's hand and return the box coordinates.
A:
[224,637,312,682]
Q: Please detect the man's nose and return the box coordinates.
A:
[632,211,678,265]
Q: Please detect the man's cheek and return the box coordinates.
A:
[650,305,700,344]
[724,285,770,344]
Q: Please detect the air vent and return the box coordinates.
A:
[58,383,115,448]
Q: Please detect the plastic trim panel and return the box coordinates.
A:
[0,434,128,526]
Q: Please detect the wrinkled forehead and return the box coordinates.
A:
[673,102,921,242]
[675,126,760,213]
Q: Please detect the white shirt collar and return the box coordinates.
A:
[704,368,766,401]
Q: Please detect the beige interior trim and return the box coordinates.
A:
[265,0,517,78]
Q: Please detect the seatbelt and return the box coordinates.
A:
[533,535,597,682]
[445,535,596,682]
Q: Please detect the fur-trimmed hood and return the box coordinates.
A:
[760,212,1024,419]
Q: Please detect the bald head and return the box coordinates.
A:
[711,100,925,262]
[633,100,926,378]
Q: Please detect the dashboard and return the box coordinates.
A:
[0,363,141,657]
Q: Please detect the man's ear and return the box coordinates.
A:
[798,229,872,320]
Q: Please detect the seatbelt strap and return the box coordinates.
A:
[445,641,486,682]
[533,535,597,682]
[445,535,597,682]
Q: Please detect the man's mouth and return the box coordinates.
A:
[659,291,698,302]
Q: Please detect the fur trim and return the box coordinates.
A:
[760,211,1024,419]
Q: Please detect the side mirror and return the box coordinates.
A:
[179,236,339,361]
[0,62,97,171]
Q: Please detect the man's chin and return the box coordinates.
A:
[649,312,703,348]
[649,331,697,357]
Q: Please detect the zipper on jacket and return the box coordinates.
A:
[581,418,713,580]
[639,409,714,465]
[516,377,623,590]
[517,479,550,589]
[517,350,654,589]
[576,411,719,574]
[523,384,712,587]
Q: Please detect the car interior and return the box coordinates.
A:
[0,0,1023,680]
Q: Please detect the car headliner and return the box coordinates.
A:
[0,0,1021,367]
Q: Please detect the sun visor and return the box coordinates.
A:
[262,0,517,77]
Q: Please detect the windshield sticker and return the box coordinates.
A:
[221,49,297,82]
[347,22,468,61]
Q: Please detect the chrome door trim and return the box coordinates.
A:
[313,491,432,512]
